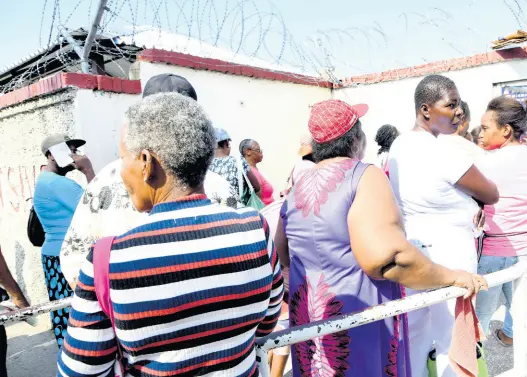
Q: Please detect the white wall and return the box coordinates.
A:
[0,88,140,319]
[334,59,527,163]
[74,90,140,172]
[0,90,79,317]
[139,62,331,191]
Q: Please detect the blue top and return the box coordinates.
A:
[33,171,84,257]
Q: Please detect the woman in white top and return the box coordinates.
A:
[389,74,498,377]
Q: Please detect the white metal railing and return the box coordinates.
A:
[256,260,527,377]
[0,296,72,325]
[0,262,526,376]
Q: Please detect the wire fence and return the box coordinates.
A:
[3,0,527,94]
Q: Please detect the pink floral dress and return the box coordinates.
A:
[280,159,411,377]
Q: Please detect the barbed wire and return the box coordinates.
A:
[4,0,527,94]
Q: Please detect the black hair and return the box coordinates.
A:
[470,126,481,145]
[302,153,314,162]
[460,100,471,122]
[487,96,527,141]
[239,139,255,156]
[142,74,198,101]
[414,74,457,113]
[374,124,399,155]
[312,122,364,163]
[218,140,230,149]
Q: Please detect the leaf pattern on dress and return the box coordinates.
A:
[290,275,350,377]
[294,159,357,217]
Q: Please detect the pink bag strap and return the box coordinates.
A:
[93,236,125,374]
[93,236,116,322]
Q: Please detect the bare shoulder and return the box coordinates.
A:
[357,164,390,191]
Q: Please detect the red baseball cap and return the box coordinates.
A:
[308,100,368,144]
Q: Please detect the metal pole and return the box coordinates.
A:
[81,0,109,73]
[256,260,527,353]
[58,26,85,60]
[0,297,72,325]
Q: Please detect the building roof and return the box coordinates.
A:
[0,28,142,94]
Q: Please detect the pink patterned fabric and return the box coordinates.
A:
[294,159,356,217]
[308,100,368,143]
[290,275,350,377]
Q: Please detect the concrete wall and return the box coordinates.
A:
[139,61,331,191]
[0,90,78,315]
[0,88,140,316]
[74,90,139,172]
[334,59,527,164]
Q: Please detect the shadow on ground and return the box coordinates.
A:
[6,320,57,377]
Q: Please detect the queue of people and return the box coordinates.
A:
[12,71,525,377]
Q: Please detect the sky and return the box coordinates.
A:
[0,0,526,78]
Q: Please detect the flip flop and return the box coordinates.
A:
[494,329,513,348]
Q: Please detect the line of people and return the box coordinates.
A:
[21,71,527,377]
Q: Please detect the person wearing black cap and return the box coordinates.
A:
[33,133,94,348]
[60,74,238,291]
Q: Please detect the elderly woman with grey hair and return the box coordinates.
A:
[57,93,284,377]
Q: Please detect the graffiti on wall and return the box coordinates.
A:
[0,165,46,214]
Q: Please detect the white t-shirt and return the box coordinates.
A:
[389,131,479,271]
[437,134,486,162]
[60,160,239,286]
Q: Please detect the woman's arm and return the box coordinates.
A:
[0,248,29,308]
[247,169,262,197]
[456,165,499,205]
[274,217,289,268]
[348,166,486,295]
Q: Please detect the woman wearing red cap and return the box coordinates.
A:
[275,99,486,377]
[389,75,498,377]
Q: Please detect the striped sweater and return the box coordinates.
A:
[57,195,284,377]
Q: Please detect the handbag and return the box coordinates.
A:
[93,236,126,377]
[236,156,265,211]
[477,231,527,261]
[427,342,488,377]
[27,203,45,247]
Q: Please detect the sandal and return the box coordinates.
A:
[494,329,513,347]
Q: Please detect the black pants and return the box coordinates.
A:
[0,325,7,377]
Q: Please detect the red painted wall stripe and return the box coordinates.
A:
[138,48,333,88]
[340,47,527,86]
[0,72,141,109]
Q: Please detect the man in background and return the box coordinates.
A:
[34,134,94,347]
[60,74,238,289]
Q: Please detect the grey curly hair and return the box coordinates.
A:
[124,92,215,188]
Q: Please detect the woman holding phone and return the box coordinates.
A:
[33,134,94,348]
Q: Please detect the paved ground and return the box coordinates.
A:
[4,307,513,377]
[6,320,57,377]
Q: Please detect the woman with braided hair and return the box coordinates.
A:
[375,124,399,175]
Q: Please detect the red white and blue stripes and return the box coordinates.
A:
[57,195,283,377]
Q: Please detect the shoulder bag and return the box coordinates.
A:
[236,156,265,211]
[27,201,45,247]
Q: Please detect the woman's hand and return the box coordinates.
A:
[11,294,29,309]
[452,270,488,299]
